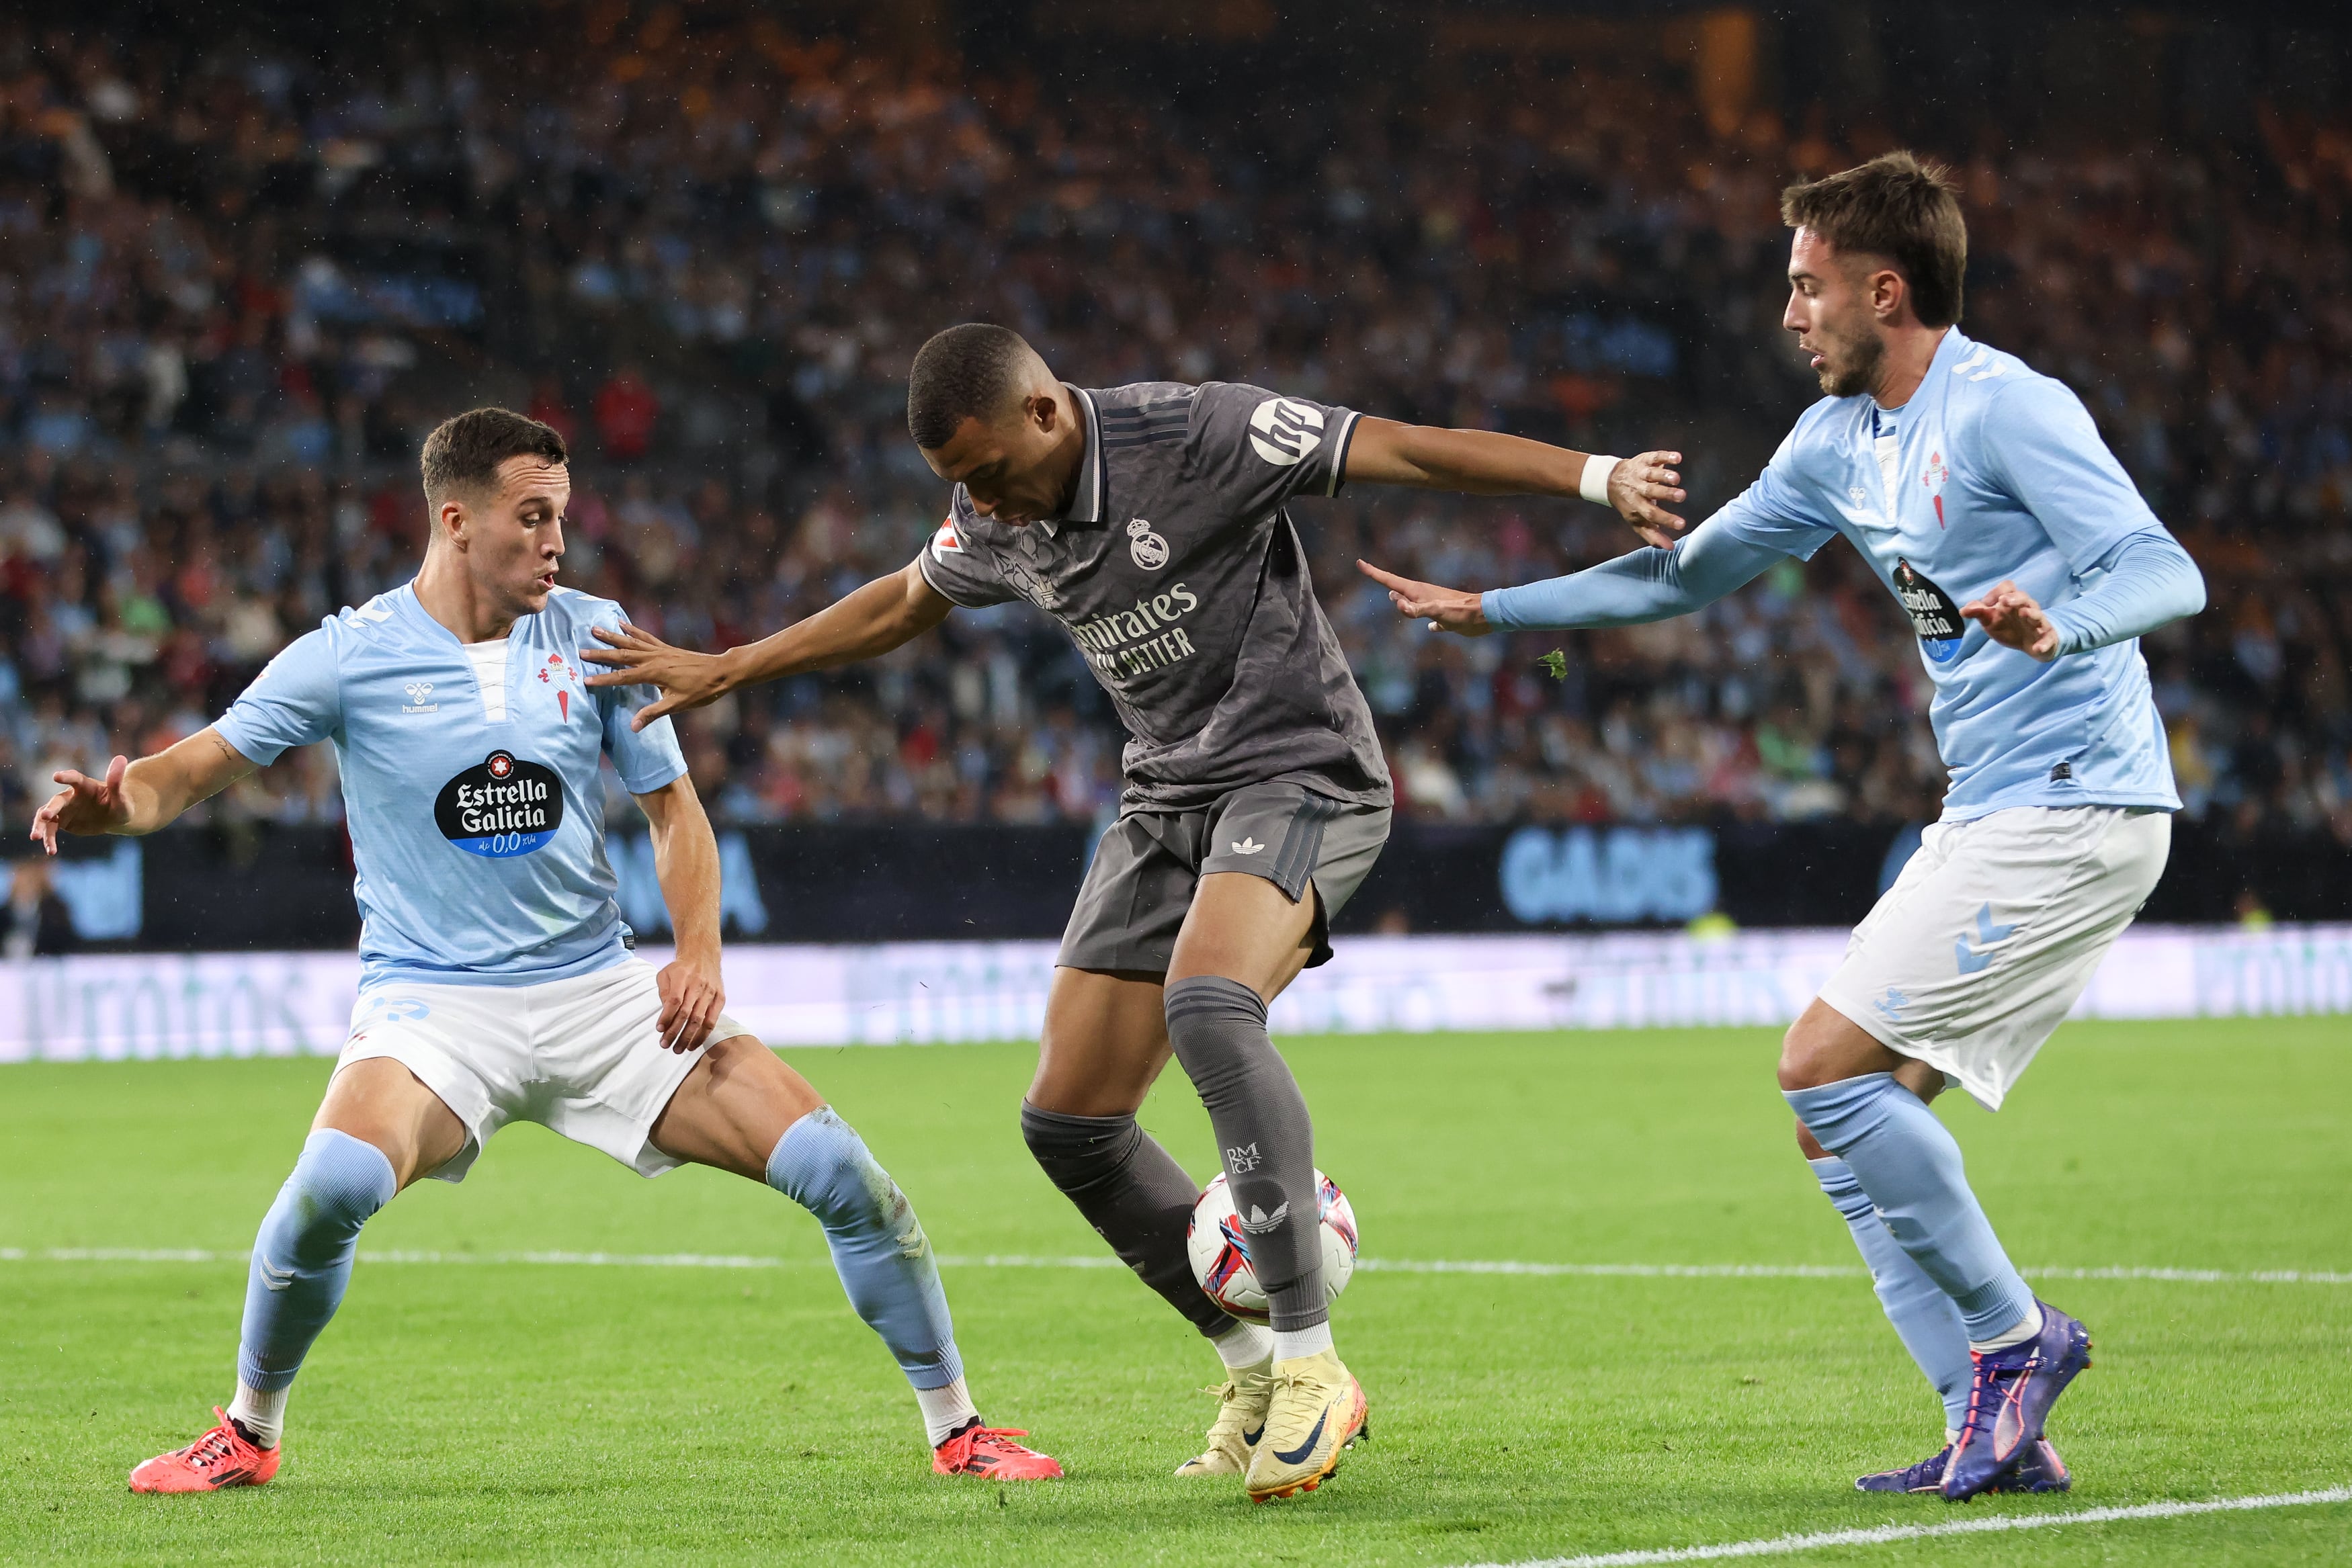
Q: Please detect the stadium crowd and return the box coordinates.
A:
[1,16,2349,840]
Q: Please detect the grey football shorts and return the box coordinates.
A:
[1057,780,1392,975]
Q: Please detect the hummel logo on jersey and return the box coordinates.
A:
[401,681,437,714]
[1128,517,1169,569]
[1226,1142,1263,1173]
[1230,837,1265,855]
[1876,986,1908,1020]
[1956,902,2017,975]
[1248,397,1325,466]
[1240,1201,1291,1233]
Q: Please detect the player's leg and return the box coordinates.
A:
[648,1031,1059,1478]
[1165,869,1357,1501]
[131,1057,466,1493]
[1023,963,1281,1475]
[1786,806,2170,1499]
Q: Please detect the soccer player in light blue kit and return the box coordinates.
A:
[1360,153,2206,1500]
[32,408,1061,1491]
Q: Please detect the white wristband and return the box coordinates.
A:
[1579,454,1621,506]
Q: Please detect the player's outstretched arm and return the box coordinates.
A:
[1341,418,1688,548]
[1960,529,2206,662]
[633,775,726,1053]
[1356,513,1788,638]
[28,728,255,854]
[583,561,955,731]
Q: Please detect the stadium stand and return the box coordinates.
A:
[0,11,2347,854]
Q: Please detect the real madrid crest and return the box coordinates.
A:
[1128,517,1169,570]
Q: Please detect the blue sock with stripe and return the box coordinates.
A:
[767,1108,970,1440]
[1786,1074,2038,1344]
[1811,1156,1972,1432]
[228,1129,398,1444]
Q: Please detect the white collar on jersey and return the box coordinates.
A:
[1037,383,1105,536]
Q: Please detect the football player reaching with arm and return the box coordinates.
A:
[585,323,1684,1501]
[1362,154,2204,1501]
[40,409,1059,1494]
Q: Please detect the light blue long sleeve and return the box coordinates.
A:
[1480,517,1788,631]
[2044,528,2206,656]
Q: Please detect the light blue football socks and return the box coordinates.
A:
[766,1107,976,1442]
[1786,1074,2038,1344]
[1810,1155,1972,1430]
[228,1128,399,1444]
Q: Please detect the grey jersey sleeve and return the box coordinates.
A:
[1187,382,1361,519]
[913,508,1018,608]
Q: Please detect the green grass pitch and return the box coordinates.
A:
[3,1017,2348,1565]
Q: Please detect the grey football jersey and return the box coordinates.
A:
[917,382,1392,812]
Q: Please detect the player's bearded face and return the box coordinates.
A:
[1785,230,1886,399]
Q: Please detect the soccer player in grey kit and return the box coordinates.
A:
[585,324,1684,1501]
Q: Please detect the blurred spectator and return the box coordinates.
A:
[593,367,659,466]
[1,859,76,958]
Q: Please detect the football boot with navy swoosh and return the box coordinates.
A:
[1244,1350,1368,1502]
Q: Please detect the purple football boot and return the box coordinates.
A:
[1857,1436,2070,1495]
[1943,1301,2093,1501]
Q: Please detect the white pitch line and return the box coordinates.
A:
[1457,1485,2352,1568]
[3,1248,2349,1283]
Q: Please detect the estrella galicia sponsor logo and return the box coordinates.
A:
[1247,396,1324,466]
[434,750,564,857]
[401,681,437,714]
[1127,517,1169,569]
[1892,558,1964,664]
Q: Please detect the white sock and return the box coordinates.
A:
[1968,1303,2044,1354]
[1211,1321,1273,1370]
[913,1377,980,1447]
[1945,1428,1962,1448]
[226,1383,287,1449]
[1271,1321,1334,1362]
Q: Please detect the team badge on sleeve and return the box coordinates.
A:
[930,515,964,562]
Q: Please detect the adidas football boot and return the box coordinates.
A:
[128,1409,281,1494]
[1244,1350,1368,1503]
[931,1422,1064,1479]
[1945,1301,2093,1501]
[1175,1362,1275,1477]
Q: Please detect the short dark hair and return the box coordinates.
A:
[1781,151,1968,329]
[907,323,1035,450]
[420,407,569,504]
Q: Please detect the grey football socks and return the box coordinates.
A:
[1020,1101,1235,1336]
[1164,975,1327,1335]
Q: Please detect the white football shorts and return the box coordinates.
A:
[335,957,752,1182]
[1817,805,2171,1111]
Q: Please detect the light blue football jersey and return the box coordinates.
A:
[1710,329,2179,818]
[216,582,687,987]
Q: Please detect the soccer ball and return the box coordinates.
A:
[1186,1169,1358,1323]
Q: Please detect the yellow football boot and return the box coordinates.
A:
[1243,1351,1368,1501]
[1174,1360,1276,1477]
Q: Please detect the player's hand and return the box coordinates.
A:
[1610,450,1687,549]
[29,754,131,855]
[1962,580,2060,661]
[654,953,724,1053]
[580,623,730,732]
[1355,560,1492,636]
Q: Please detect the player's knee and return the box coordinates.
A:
[274,1129,397,1256]
[767,1108,907,1234]
[1019,1102,1138,1194]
